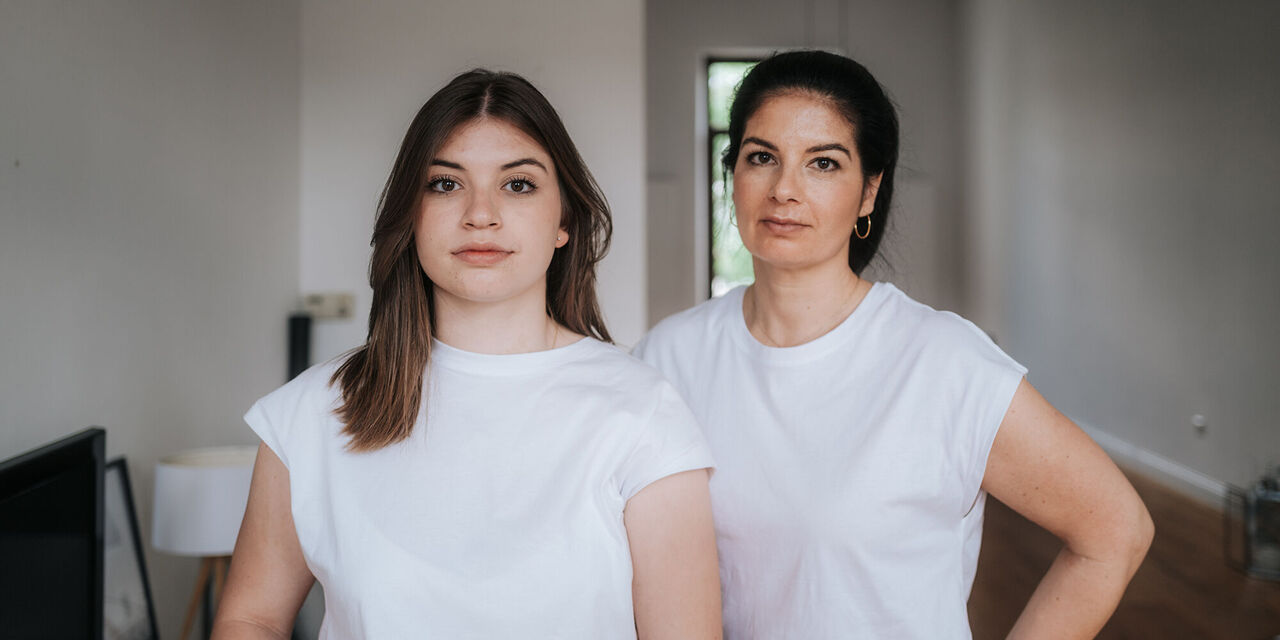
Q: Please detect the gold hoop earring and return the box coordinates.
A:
[855,214,872,240]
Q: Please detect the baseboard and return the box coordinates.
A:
[1076,420,1229,509]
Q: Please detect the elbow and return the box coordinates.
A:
[1103,494,1154,580]
[1069,495,1154,580]
[1126,499,1155,574]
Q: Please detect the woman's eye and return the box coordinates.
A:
[747,151,775,165]
[812,157,840,171]
[504,178,537,194]
[429,178,460,193]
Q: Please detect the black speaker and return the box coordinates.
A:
[288,312,313,380]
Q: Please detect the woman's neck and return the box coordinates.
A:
[743,257,869,348]
[432,284,572,355]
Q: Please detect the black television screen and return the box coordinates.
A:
[0,427,106,639]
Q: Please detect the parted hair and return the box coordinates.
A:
[331,69,613,452]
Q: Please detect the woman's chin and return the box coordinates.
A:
[747,244,841,273]
[439,287,518,306]
[432,275,545,307]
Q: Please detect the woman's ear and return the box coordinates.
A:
[860,173,883,217]
[556,228,569,248]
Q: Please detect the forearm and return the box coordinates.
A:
[984,382,1155,639]
[1006,545,1142,640]
[214,445,313,640]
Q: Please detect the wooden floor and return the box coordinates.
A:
[968,470,1280,639]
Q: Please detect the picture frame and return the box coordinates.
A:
[104,458,159,640]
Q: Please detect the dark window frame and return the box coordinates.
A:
[705,56,762,299]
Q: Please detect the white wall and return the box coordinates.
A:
[966,0,1280,488]
[300,0,648,357]
[0,1,300,637]
[645,0,967,325]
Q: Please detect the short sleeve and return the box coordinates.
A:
[616,383,716,502]
[241,364,331,471]
[942,313,1027,509]
[244,396,289,469]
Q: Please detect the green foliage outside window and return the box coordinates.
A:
[708,61,757,297]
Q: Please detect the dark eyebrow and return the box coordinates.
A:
[806,143,852,158]
[742,136,777,151]
[501,157,548,172]
[430,157,548,172]
[742,137,852,159]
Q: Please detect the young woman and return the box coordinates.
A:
[635,51,1153,639]
[213,70,721,639]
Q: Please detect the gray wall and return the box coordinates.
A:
[966,0,1280,488]
[646,0,968,324]
[0,2,301,637]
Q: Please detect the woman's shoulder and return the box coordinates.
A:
[285,356,346,395]
[242,356,350,466]
[545,339,701,437]
[250,355,347,419]
[874,283,1020,367]
[635,288,741,358]
[571,338,680,394]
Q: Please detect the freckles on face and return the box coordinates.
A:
[413,118,565,304]
[731,93,872,270]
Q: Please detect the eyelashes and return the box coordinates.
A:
[503,175,538,194]
[427,175,462,193]
[744,151,841,172]
[424,175,539,194]
[811,157,840,171]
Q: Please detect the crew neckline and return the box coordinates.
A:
[728,281,891,365]
[430,335,598,375]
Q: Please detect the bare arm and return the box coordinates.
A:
[983,380,1154,639]
[624,468,722,640]
[211,443,316,640]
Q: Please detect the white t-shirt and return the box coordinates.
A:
[244,337,714,639]
[634,283,1026,640]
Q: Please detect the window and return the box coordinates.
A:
[707,59,759,298]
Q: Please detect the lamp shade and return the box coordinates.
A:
[151,446,257,557]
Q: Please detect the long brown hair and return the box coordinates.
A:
[332,70,613,452]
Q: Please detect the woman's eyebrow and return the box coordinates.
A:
[501,158,548,172]
[742,136,777,151]
[429,158,548,172]
[806,143,852,158]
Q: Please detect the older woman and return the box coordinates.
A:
[636,50,1152,639]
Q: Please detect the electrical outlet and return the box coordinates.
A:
[301,292,355,320]
[1191,414,1208,437]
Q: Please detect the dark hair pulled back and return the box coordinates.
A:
[722,50,899,274]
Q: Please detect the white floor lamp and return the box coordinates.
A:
[152,446,257,640]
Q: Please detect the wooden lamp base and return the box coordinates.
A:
[178,555,231,640]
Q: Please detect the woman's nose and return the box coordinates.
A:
[461,192,501,228]
[768,166,801,203]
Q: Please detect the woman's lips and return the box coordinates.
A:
[453,246,513,265]
[761,218,808,233]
